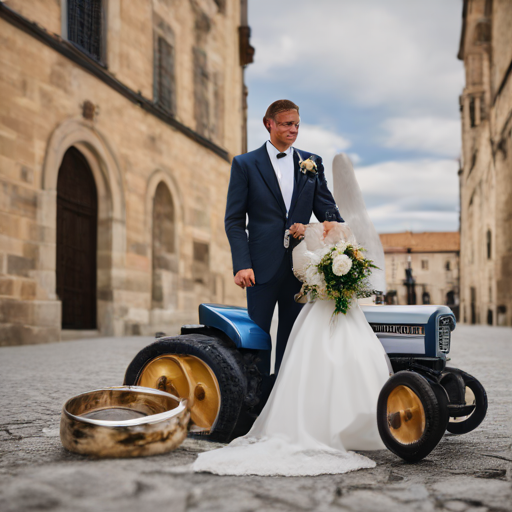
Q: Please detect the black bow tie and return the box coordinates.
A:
[276,152,287,159]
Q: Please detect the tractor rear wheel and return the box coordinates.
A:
[377,371,446,462]
[124,334,246,442]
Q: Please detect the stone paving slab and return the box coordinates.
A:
[0,326,511,511]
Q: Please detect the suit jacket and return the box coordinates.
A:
[225,143,343,284]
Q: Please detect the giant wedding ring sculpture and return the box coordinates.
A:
[60,386,190,457]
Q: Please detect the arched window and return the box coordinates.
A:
[152,182,176,307]
[486,229,492,259]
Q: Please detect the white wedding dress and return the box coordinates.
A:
[193,224,391,476]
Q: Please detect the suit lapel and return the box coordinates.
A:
[288,149,308,218]
[254,144,287,215]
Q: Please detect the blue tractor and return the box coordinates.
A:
[124,303,487,462]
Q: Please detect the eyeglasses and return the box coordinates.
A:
[277,122,300,129]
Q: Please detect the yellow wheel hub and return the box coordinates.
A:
[137,355,221,431]
[387,385,426,444]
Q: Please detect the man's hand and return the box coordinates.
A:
[323,221,338,237]
[234,268,255,289]
[289,223,306,239]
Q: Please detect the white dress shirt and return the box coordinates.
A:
[266,141,295,213]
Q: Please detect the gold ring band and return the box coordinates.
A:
[60,386,190,458]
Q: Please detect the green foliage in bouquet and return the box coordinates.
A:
[301,243,378,315]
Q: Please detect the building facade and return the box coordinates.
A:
[0,0,253,345]
[380,232,460,318]
[458,0,512,326]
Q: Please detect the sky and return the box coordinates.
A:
[245,0,464,233]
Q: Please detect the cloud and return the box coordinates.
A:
[381,117,462,157]
[367,206,459,233]
[352,158,460,232]
[248,0,464,117]
[244,1,463,233]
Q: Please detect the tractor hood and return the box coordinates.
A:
[360,304,455,325]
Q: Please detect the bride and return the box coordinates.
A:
[192,221,391,477]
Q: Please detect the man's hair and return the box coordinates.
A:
[263,99,299,133]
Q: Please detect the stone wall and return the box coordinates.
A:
[458,0,512,326]
[0,0,249,345]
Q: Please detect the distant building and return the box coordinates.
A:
[380,232,460,317]
[458,0,512,326]
[0,1,253,345]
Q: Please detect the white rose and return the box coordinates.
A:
[332,254,352,276]
[335,241,348,254]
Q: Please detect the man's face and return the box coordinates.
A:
[268,110,300,148]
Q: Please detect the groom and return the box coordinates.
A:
[225,99,343,377]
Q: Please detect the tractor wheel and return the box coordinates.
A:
[377,371,446,462]
[124,334,246,442]
[444,368,488,435]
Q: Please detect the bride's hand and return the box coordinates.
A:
[289,223,306,239]
[323,221,338,238]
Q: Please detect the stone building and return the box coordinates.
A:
[0,0,253,345]
[380,232,460,318]
[458,0,512,326]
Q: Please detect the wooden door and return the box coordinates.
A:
[56,147,98,329]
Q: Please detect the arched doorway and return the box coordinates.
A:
[56,147,98,329]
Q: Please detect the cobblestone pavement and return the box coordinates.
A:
[0,325,511,512]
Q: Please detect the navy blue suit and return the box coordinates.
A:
[225,143,342,375]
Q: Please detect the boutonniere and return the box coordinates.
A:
[299,156,318,178]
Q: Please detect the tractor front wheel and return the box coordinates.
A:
[377,371,447,462]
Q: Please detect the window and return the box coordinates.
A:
[486,229,492,259]
[67,0,104,62]
[421,259,429,270]
[191,7,224,144]
[484,0,493,17]
[193,47,210,137]
[446,261,451,271]
[155,36,176,114]
[152,183,176,307]
[469,97,476,127]
[470,287,477,324]
[193,241,209,284]
[446,291,456,306]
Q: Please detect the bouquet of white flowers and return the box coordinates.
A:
[295,240,377,316]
